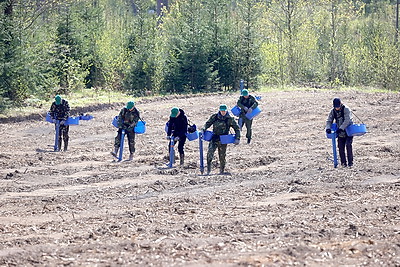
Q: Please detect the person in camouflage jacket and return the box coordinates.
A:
[202,104,240,175]
[111,101,140,161]
[237,89,258,144]
[49,95,70,151]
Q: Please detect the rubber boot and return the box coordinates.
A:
[206,165,211,175]
[111,147,119,158]
[64,140,68,151]
[219,166,225,175]
[180,154,184,166]
[57,139,62,152]
[128,153,134,161]
[247,138,251,144]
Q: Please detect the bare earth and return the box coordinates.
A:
[0,90,400,266]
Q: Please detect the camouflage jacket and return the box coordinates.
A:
[204,112,240,139]
[237,95,258,114]
[117,107,140,131]
[49,99,70,121]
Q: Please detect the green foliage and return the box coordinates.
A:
[0,0,400,113]
[123,0,160,96]
[162,0,215,93]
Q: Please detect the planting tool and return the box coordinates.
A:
[54,120,60,151]
[118,129,125,162]
[199,132,204,174]
[330,130,338,168]
[168,136,176,168]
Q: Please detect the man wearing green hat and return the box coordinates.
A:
[111,101,140,161]
[166,107,188,166]
[49,95,70,151]
[202,104,240,175]
[237,89,258,144]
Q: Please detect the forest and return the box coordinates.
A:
[0,0,399,111]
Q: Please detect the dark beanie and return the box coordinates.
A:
[333,98,341,108]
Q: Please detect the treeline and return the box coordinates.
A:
[0,0,399,110]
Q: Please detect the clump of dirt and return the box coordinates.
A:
[0,90,399,266]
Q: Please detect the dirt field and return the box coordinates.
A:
[1,90,400,266]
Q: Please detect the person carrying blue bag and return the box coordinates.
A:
[49,95,70,151]
[202,104,240,175]
[325,98,354,167]
[166,107,188,166]
[237,89,258,144]
[111,101,140,161]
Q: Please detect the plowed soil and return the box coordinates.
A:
[1,90,400,266]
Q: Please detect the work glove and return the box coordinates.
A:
[326,129,331,134]
[174,137,180,142]
[243,107,249,112]
[247,108,253,114]
[337,129,346,137]
[234,139,240,145]
[166,136,171,140]
[59,120,65,125]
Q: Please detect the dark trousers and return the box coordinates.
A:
[338,136,353,166]
[114,129,135,154]
[168,135,187,155]
[239,115,253,139]
[56,124,69,148]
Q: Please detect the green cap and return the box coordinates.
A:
[242,89,249,96]
[219,104,228,111]
[55,95,62,105]
[170,107,179,117]
[126,101,135,110]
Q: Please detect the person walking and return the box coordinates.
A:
[237,89,258,144]
[49,95,70,151]
[326,98,354,167]
[166,107,188,166]
[202,104,240,175]
[111,101,140,161]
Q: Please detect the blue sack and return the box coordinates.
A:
[79,114,93,120]
[186,131,199,141]
[112,116,119,128]
[203,131,213,141]
[65,117,79,125]
[230,106,241,117]
[220,134,236,144]
[165,122,169,133]
[134,121,146,134]
[245,106,262,120]
[346,124,367,137]
[46,112,53,123]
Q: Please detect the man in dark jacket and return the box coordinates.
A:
[326,98,354,167]
[49,95,70,151]
[237,89,258,144]
[166,107,188,166]
[111,101,140,161]
[202,104,240,175]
